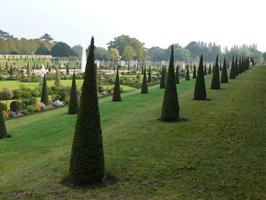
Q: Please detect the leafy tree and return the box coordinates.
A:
[51,42,77,57]
[148,66,152,83]
[69,37,105,185]
[122,45,136,60]
[68,72,78,114]
[210,55,221,89]
[194,55,207,100]
[35,44,51,55]
[221,58,229,83]
[95,47,107,60]
[192,64,197,79]
[185,66,190,80]
[147,47,166,61]
[112,67,121,101]
[0,106,8,139]
[41,74,48,105]
[141,67,148,93]
[39,33,53,42]
[160,45,180,121]
[107,48,121,62]
[160,67,166,89]
[176,65,180,84]
[72,45,82,58]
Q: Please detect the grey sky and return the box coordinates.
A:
[1,0,265,51]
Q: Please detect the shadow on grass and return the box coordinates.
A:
[61,174,117,190]
[157,117,188,123]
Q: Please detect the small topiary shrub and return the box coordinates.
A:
[10,101,22,113]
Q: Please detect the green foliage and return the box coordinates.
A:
[192,64,197,79]
[221,58,229,83]
[185,66,190,80]
[107,48,121,61]
[176,65,180,84]
[0,103,7,111]
[148,66,151,83]
[35,44,51,55]
[41,75,48,105]
[229,55,236,79]
[10,100,22,113]
[210,55,221,89]
[54,68,61,87]
[208,65,212,74]
[141,67,148,94]
[0,106,7,139]
[204,64,207,75]
[161,45,180,121]
[112,68,122,101]
[194,55,207,100]
[68,72,78,114]
[51,42,77,57]
[69,37,105,185]
[159,67,166,89]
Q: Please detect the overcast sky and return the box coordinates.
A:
[1,0,265,51]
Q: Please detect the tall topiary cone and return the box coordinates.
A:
[194,55,207,100]
[69,37,104,185]
[210,55,220,89]
[112,67,121,101]
[148,66,151,83]
[160,45,180,121]
[221,58,229,83]
[192,64,197,79]
[176,65,180,84]
[160,67,166,88]
[41,74,48,105]
[55,68,61,87]
[229,55,236,79]
[208,64,212,74]
[141,67,148,93]
[235,56,239,77]
[204,64,207,75]
[0,106,7,139]
[185,65,190,80]
[68,72,78,114]
[66,63,70,75]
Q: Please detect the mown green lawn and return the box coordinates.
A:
[0,67,265,199]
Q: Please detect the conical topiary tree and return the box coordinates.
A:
[210,55,220,89]
[208,64,212,74]
[69,37,105,185]
[221,58,229,83]
[66,63,70,75]
[148,66,151,83]
[41,74,48,105]
[192,64,197,79]
[0,106,7,139]
[229,55,236,79]
[141,67,148,93]
[204,64,207,75]
[112,67,121,101]
[160,45,180,121]
[68,72,78,114]
[55,68,61,87]
[194,55,207,100]
[235,56,239,77]
[185,65,190,80]
[160,67,166,89]
[176,65,180,84]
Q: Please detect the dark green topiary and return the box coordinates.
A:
[68,72,78,114]
[0,106,7,139]
[112,67,121,101]
[176,65,180,84]
[208,64,212,74]
[185,66,190,80]
[229,55,236,79]
[41,74,49,105]
[192,64,197,79]
[55,68,61,87]
[204,64,207,75]
[141,67,148,93]
[66,63,70,75]
[160,45,180,121]
[194,55,207,100]
[235,56,239,77]
[210,55,220,89]
[69,37,105,185]
[221,58,229,83]
[148,66,151,83]
[160,67,166,89]
[10,101,22,113]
